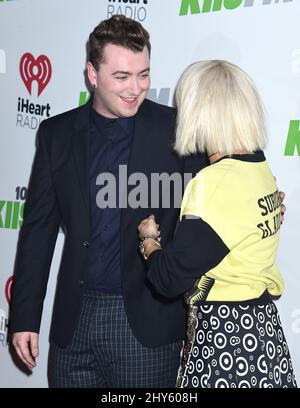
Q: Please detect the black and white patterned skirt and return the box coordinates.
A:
[176,300,297,388]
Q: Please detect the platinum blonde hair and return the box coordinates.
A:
[174,60,267,156]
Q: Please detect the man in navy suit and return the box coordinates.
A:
[10,15,208,387]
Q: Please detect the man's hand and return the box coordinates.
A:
[279,191,286,224]
[12,332,39,369]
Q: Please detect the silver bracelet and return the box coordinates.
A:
[139,235,161,260]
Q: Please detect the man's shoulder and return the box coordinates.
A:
[142,98,176,118]
[40,104,84,130]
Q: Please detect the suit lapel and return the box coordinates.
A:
[121,100,152,234]
[71,100,91,214]
[127,99,152,175]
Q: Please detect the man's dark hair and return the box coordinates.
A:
[88,15,151,70]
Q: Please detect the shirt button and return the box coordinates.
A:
[83,241,89,248]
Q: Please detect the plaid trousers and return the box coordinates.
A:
[48,290,182,388]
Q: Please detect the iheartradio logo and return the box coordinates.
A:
[5,276,13,304]
[20,52,52,96]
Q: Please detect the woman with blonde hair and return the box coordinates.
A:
[138,60,297,388]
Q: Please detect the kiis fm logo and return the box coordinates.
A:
[0,49,6,74]
[0,187,26,230]
[179,0,293,15]
[17,52,52,129]
[284,120,300,156]
[79,87,171,107]
[288,51,300,156]
[107,0,149,22]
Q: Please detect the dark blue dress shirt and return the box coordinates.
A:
[85,107,135,293]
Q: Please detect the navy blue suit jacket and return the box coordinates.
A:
[10,98,208,348]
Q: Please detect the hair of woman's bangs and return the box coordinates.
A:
[174,60,267,157]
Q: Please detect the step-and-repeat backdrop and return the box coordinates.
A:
[0,0,299,387]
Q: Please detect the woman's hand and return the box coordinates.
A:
[138,215,160,240]
[279,191,286,224]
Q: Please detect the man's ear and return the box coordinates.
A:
[87,61,97,88]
